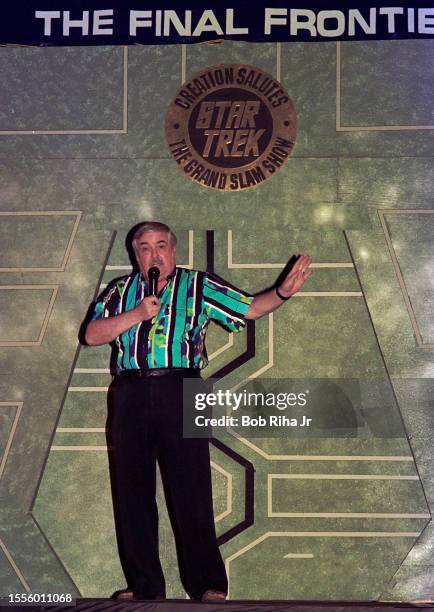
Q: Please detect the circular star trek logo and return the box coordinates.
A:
[165,64,296,191]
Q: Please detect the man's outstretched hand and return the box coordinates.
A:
[278,254,313,298]
[245,254,313,320]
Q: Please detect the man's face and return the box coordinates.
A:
[134,230,176,281]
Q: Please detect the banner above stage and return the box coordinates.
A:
[2,2,433,46]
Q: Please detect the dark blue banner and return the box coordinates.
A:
[1,1,433,46]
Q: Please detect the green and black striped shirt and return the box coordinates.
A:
[90,267,253,371]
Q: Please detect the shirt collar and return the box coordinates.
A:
[166,267,177,281]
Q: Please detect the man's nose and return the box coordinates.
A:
[149,249,161,262]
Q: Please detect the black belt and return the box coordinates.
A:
[115,368,201,379]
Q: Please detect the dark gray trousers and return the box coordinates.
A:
[107,371,227,600]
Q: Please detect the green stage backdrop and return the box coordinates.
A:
[0,39,433,601]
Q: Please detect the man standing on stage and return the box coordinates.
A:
[84,221,312,602]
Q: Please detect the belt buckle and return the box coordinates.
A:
[148,369,165,377]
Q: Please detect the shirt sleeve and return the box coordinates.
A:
[88,279,123,321]
[203,273,254,332]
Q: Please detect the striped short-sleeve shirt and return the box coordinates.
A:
[89,267,253,371]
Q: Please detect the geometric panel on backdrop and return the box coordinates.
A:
[0,212,81,272]
[379,209,434,348]
[0,286,58,346]
[339,41,434,129]
[0,47,124,132]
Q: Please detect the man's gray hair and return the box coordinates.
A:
[132,222,177,251]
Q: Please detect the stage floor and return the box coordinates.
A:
[21,598,434,612]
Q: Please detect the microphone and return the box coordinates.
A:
[148,267,160,296]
